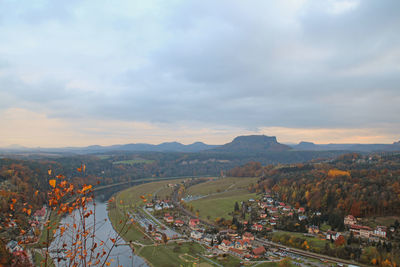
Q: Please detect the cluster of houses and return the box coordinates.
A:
[216,231,266,259]
[254,193,308,228]
[344,215,389,240]
[306,215,391,243]
[5,205,48,264]
[159,212,269,260]
[145,199,174,211]
[255,193,391,244]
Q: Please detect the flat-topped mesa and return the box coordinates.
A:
[215,135,291,153]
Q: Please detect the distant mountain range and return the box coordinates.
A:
[0,141,218,154]
[290,141,400,152]
[1,135,400,154]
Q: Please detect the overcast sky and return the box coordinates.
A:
[1,0,399,147]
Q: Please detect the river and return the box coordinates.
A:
[49,187,148,267]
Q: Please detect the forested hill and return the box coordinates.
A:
[210,135,291,153]
[229,153,400,218]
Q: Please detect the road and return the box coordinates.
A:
[254,238,366,267]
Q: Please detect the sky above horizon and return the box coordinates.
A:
[1,0,400,147]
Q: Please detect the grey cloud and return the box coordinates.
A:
[0,0,399,136]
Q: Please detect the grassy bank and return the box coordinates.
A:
[272,231,331,253]
[190,190,257,222]
[137,242,209,267]
[107,201,153,245]
[186,177,258,196]
[33,211,61,249]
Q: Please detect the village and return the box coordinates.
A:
[4,205,48,264]
[136,185,395,265]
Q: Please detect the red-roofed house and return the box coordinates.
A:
[229,247,245,257]
[242,232,254,241]
[252,224,263,231]
[235,239,251,250]
[298,207,305,213]
[252,246,266,257]
[350,225,373,238]
[33,206,46,221]
[189,218,200,229]
[165,216,174,223]
[344,215,357,226]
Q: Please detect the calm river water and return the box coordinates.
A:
[50,187,148,267]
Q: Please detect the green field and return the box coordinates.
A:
[253,262,280,267]
[154,186,174,200]
[116,179,182,208]
[363,216,400,228]
[137,242,209,267]
[186,177,258,196]
[112,159,155,165]
[190,189,257,222]
[272,231,331,253]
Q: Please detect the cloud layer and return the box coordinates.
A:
[0,0,399,146]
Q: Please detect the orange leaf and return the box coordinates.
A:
[82,185,92,192]
[49,179,56,188]
[48,169,52,175]
[27,209,31,216]
[60,180,67,188]
[11,198,17,203]
[34,190,39,196]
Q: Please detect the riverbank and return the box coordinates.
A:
[108,179,247,267]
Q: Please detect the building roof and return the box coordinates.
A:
[221,239,232,246]
[243,232,254,238]
[236,239,249,246]
[253,246,266,255]
[33,206,46,217]
[351,225,372,231]
[190,218,200,224]
[229,247,245,255]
